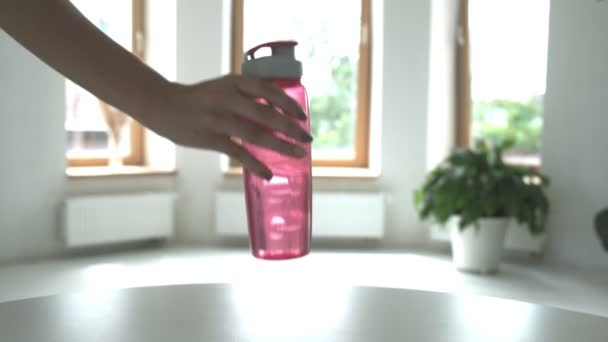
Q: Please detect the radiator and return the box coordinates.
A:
[63,193,176,247]
[215,191,385,238]
[430,220,546,253]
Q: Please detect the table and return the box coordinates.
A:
[1,283,607,341]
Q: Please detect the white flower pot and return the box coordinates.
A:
[449,216,509,273]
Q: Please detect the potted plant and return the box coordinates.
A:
[414,140,550,273]
[595,209,608,252]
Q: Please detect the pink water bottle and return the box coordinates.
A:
[241,41,312,260]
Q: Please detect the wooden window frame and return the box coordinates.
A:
[68,0,146,167]
[231,0,372,169]
[454,0,542,169]
[455,0,471,149]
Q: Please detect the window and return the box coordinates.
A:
[232,0,372,168]
[458,0,550,166]
[65,0,146,167]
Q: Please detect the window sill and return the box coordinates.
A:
[66,166,177,179]
[503,154,541,169]
[225,166,380,179]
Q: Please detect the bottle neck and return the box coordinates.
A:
[271,78,302,88]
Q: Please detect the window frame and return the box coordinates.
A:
[67,0,146,168]
[230,0,372,169]
[455,0,543,169]
[455,0,472,149]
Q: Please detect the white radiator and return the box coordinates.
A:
[215,191,385,238]
[430,221,546,253]
[63,193,175,247]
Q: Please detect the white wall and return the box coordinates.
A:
[0,1,176,264]
[174,0,433,247]
[379,0,432,246]
[0,32,66,263]
[174,0,229,244]
[426,0,458,170]
[541,0,608,268]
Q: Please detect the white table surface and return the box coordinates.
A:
[1,283,607,341]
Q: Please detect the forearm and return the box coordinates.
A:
[1,0,312,177]
[0,0,171,119]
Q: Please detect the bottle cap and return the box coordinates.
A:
[242,41,303,79]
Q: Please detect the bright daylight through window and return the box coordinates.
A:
[469,0,550,166]
[234,0,371,168]
[65,0,144,167]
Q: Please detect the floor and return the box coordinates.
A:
[0,246,607,318]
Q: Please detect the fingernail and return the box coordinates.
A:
[300,132,314,143]
[298,111,308,120]
[263,169,273,180]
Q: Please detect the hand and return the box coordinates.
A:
[2,2,311,179]
[142,75,312,180]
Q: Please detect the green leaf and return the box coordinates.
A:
[414,137,551,235]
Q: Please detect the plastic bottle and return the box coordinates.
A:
[241,41,312,260]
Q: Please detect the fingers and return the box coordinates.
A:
[227,97,313,143]
[175,131,272,179]
[218,139,273,180]
[208,114,308,159]
[233,76,308,121]
[179,131,273,180]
